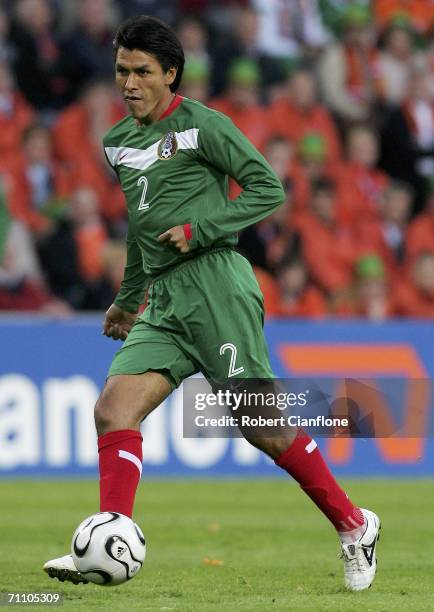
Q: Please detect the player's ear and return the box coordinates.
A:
[165,67,177,87]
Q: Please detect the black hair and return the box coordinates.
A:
[113,15,185,92]
[311,177,336,195]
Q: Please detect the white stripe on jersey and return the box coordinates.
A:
[105,128,200,171]
[176,127,199,150]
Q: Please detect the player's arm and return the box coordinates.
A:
[158,114,285,252]
[114,225,148,313]
[102,140,149,339]
[189,113,285,248]
[103,227,148,340]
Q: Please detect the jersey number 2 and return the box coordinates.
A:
[137,176,149,210]
[219,343,245,377]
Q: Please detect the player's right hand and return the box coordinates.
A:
[103,304,137,341]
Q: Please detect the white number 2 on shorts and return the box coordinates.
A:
[219,343,245,377]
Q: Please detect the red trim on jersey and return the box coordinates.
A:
[183,223,193,241]
[159,94,183,121]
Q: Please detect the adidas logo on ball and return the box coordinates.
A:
[115,544,127,558]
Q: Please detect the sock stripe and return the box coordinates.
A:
[118,449,143,476]
[353,507,365,523]
[305,439,317,454]
[347,516,359,528]
[275,429,361,533]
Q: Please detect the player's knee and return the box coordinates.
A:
[94,383,125,435]
[94,393,113,435]
[94,378,147,435]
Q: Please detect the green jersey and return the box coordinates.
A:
[103,95,285,313]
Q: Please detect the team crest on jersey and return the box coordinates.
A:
[158,131,178,160]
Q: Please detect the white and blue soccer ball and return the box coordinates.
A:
[71,512,146,586]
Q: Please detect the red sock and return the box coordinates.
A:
[275,429,364,532]
[98,429,143,518]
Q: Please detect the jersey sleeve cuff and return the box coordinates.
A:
[183,223,199,249]
[183,223,193,241]
[114,295,139,314]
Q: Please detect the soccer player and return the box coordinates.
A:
[44,16,380,591]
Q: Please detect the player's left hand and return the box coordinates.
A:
[158,226,190,253]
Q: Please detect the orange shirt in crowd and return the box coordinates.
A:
[374,0,434,34]
[393,280,434,317]
[405,212,434,260]
[52,101,124,165]
[336,162,389,225]
[268,100,342,163]
[0,155,71,232]
[289,162,344,212]
[253,266,327,318]
[276,285,327,318]
[0,93,34,160]
[288,163,311,211]
[296,212,359,292]
[74,224,108,282]
[265,227,302,270]
[69,161,126,220]
[355,218,404,280]
[253,267,281,316]
[208,98,270,151]
[52,102,126,220]
[343,46,385,101]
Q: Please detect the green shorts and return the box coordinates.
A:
[108,248,274,388]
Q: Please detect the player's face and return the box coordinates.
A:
[115,47,176,122]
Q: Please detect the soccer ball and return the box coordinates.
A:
[71,512,146,586]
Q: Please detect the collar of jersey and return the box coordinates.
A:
[134,94,184,128]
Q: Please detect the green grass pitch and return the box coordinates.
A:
[1,479,433,611]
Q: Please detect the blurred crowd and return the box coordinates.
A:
[0,0,433,319]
